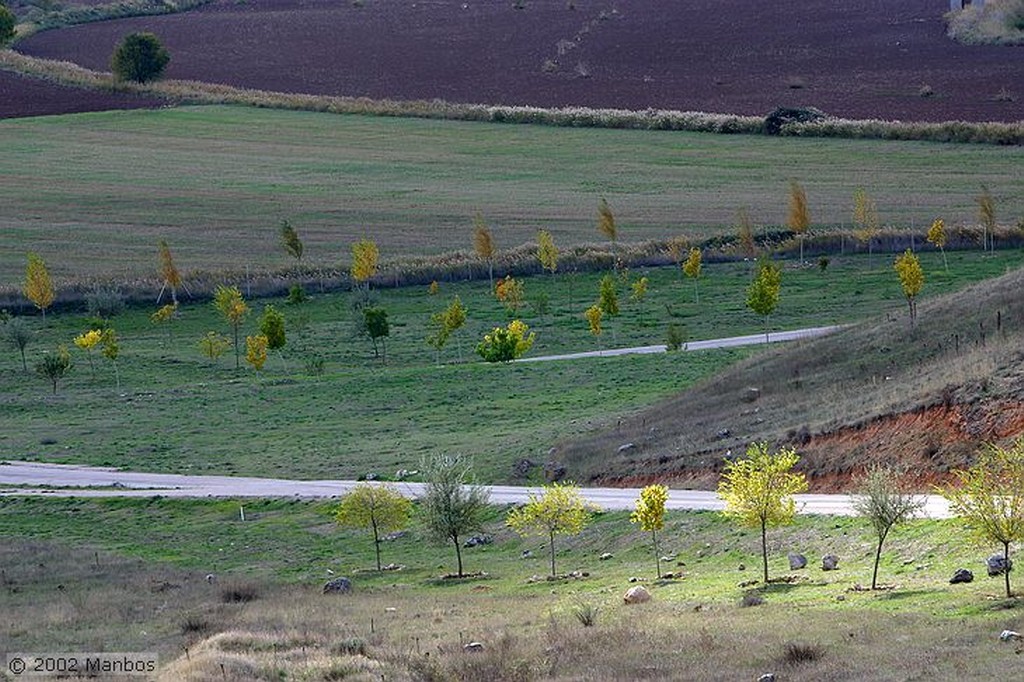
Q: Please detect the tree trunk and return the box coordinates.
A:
[20,347,27,372]
[1004,541,1012,599]
[761,520,769,584]
[549,530,557,578]
[454,535,463,577]
[871,528,889,590]
[233,323,240,369]
[653,529,661,579]
[372,519,381,571]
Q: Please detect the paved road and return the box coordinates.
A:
[519,325,844,363]
[0,461,952,518]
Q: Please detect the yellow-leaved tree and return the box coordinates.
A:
[245,334,268,373]
[351,239,379,291]
[940,439,1024,599]
[495,274,524,315]
[631,483,669,578]
[507,482,596,578]
[852,188,880,262]
[24,252,55,320]
[336,483,413,572]
[537,229,559,276]
[157,240,185,305]
[893,248,923,326]
[585,304,602,341]
[199,331,229,364]
[597,197,617,246]
[927,218,948,272]
[150,303,178,342]
[101,328,120,389]
[73,329,103,374]
[978,185,995,253]
[630,276,649,326]
[683,247,702,303]
[473,213,496,288]
[476,319,535,363]
[213,285,249,369]
[787,180,810,265]
[718,442,808,583]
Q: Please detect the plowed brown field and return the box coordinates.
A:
[9,0,1024,121]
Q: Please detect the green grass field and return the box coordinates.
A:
[1,105,1022,286]
[1,250,1020,483]
[2,496,1022,680]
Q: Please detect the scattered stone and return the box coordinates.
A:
[740,592,763,607]
[463,535,492,548]
[716,428,731,439]
[617,442,636,453]
[599,552,614,561]
[384,607,397,612]
[623,585,651,604]
[987,554,1012,577]
[742,387,761,403]
[999,630,1022,642]
[628,576,642,583]
[521,550,533,559]
[394,469,418,480]
[738,563,746,571]
[527,574,544,584]
[950,568,974,584]
[363,473,378,481]
[758,674,776,682]
[464,642,485,652]
[788,552,807,570]
[381,563,403,571]
[660,556,673,563]
[384,531,407,542]
[738,579,759,588]
[822,554,840,571]
[323,577,352,594]
[835,594,846,602]
[902,557,915,566]
[205,573,217,584]
[511,458,536,479]
[544,460,567,482]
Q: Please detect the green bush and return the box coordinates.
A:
[111,32,170,83]
[0,3,15,47]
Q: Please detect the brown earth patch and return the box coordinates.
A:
[0,68,166,119]
[9,0,1024,121]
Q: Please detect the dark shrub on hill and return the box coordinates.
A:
[111,32,170,83]
[0,2,16,47]
[764,106,828,135]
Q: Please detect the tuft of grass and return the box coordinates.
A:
[781,641,825,665]
[221,583,259,603]
[570,600,598,626]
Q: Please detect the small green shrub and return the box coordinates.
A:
[85,288,126,319]
[111,32,170,83]
[666,323,687,351]
[0,4,15,47]
[286,283,307,304]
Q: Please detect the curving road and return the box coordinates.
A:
[519,325,844,363]
[0,460,952,518]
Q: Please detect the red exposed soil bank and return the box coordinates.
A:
[0,69,165,118]
[9,0,1024,121]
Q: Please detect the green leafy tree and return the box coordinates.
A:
[507,482,595,578]
[0,3,16,46]
[336,483,412,571]
[893,249,924,326]
[598,274,618,317]
[111,32,170,83]
[4,317,33,372]
[24,252,55,320]
[631,484,670,578]
[473,213,496,289]
[213,285,249,369]
[476,320,534,362]
[852,465,923,590]
[718,442,808,583]
[927,218,948,271]
[940,439,1024,599]
[746,256,782,342]
[788,180,811,265]
[682,247,702,303]
[427,295,468,364]
[360,306,389,363]
[36,345,72,394]
[199,331,229,364]
[280,219,304,262]
[101,328,121,390]
[421,454,490,578]
[537,229,559,276]
[259,304,286,352]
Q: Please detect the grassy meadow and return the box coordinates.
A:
[1,496,1023,680]
[1,105,1023,287]
[2,250,1021,482]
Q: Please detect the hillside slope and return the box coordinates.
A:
[559,261,1024,490]
[11,0,1024,121]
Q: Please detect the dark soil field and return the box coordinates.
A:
[10,0,1024,121]
[0,69,165,118]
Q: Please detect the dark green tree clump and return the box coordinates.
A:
[0,2,16,47]
[111,32,170,83]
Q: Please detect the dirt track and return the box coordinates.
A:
[9,0,1024,121]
